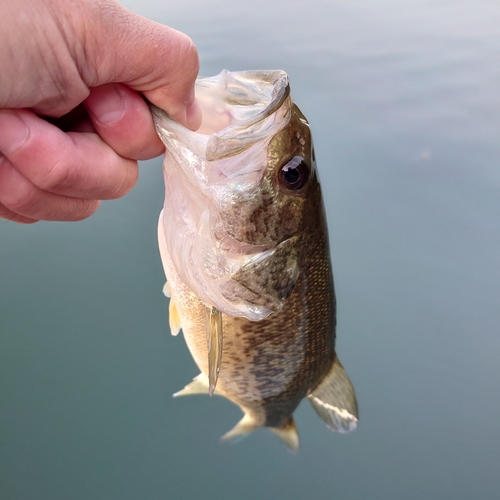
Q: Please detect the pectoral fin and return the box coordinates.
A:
[220,414,257,443]
[169,298,181,336]
[205,306,223,396]
[173,373,214,397]
[307,357,358,433]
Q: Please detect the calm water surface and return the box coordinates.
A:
[1,1,499,498]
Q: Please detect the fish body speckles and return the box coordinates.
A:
[152,70,358,451]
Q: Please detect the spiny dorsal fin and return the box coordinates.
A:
[220,414,257,443]
[173,373,215,397]
[270,418,300,453]
[205,306,223,396]
[169,298,181,336]
[307,357,358,433]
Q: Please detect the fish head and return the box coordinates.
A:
[152,70,321,321]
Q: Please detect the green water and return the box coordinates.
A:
[1,1,500,498]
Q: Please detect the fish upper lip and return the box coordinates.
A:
[151,70,292,163]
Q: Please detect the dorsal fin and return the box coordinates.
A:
[307,357,358,433]
[220,413,257,443]
[173,373,215,397]
[270,418,300,453]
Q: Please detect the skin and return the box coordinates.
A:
[0,0,201,224]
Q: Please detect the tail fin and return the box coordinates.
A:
[307,357,358,433]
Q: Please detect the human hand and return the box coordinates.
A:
[0,0,201,224]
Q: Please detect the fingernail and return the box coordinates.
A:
[0,111,29,154]
[185,99,202,131]
[85,84,125,125]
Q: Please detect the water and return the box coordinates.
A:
[1,1,499,498]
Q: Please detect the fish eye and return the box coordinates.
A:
[278,156,310,190]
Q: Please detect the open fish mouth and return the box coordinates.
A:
[152,70,300,321]
[150,70,292,191]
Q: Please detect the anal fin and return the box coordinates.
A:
[270,417,300,453]
[307,357,358,433]
[222,415,300,453]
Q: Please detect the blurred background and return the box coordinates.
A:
[1,0,499,498]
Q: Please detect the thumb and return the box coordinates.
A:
[72,1,201,129]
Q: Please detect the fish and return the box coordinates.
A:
[150,70,358,451]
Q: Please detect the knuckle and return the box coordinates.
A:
[0,200,28,223]
[35,155,73,192]
[66,199,100,221]
[185,37,200,74]
[103,161,138,200]
[0,172,38,215]
[0,205,38,224]
[0,153,100,222]
[172,34,199,83]
[39,197,100,222]
[121,162,139,194]
[5,188,39,216]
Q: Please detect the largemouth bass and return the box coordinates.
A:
[151,70,358,451]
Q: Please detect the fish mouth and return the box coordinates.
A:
[199,70,290,161]
[150,69,292,170]
[153,70,300,321]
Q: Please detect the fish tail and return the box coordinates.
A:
[307,356,358,433]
